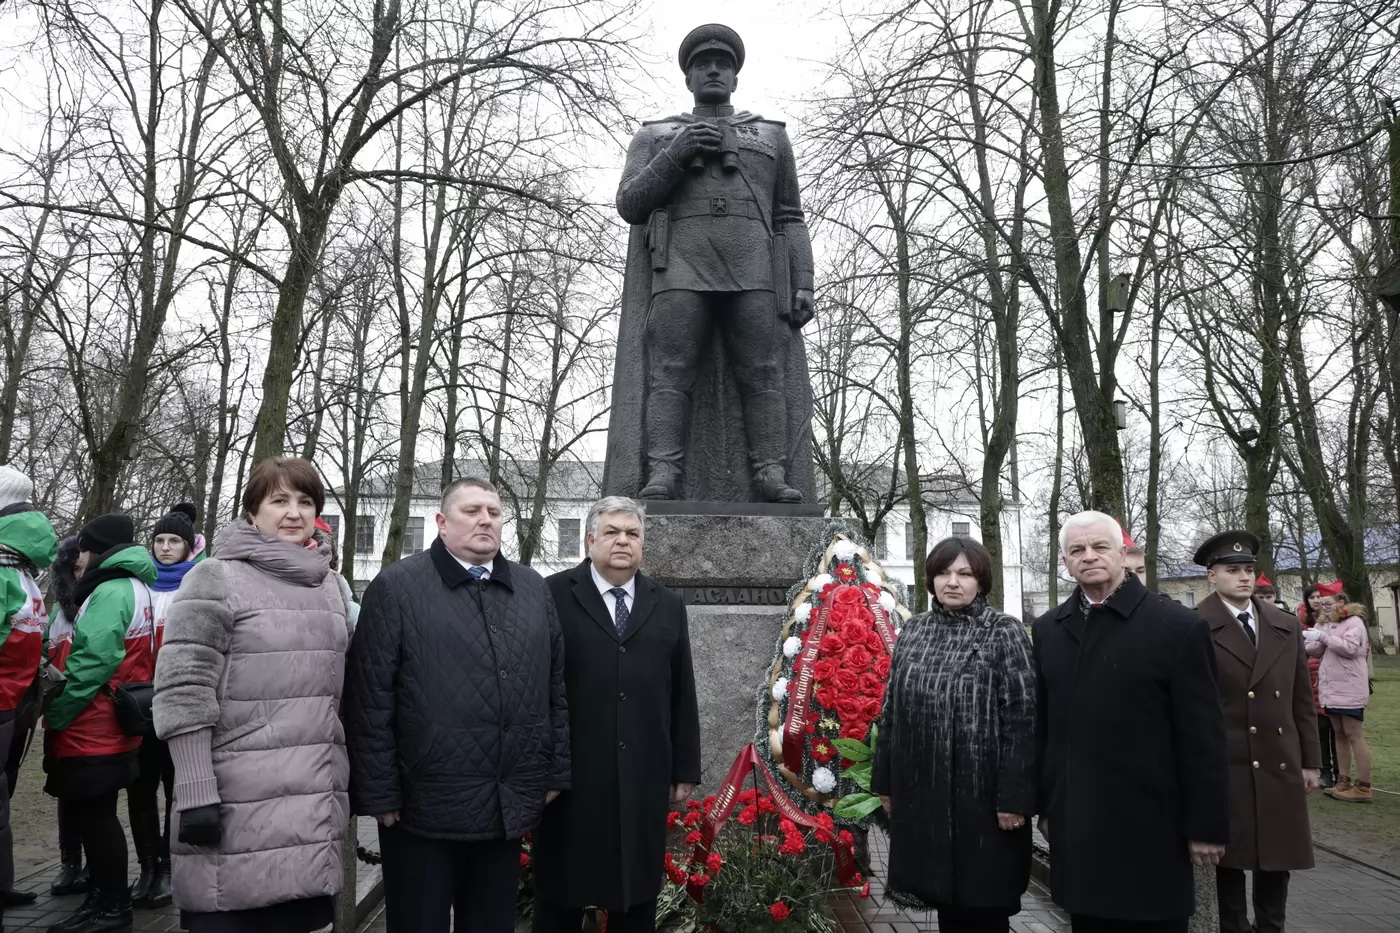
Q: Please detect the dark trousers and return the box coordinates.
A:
[127,736,174,861]
[1218,867,1289,933]
[935,905,1011,932]
[1318,715,1338,775]
[378,825,521,933]
[532,899,656,933]
[1070,916,1187,933]
[0,712,14,895]
[64,792,126,897]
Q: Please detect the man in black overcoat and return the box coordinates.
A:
[1033,511,1230,933]
[532,497,702,933]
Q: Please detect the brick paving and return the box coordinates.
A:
[3,818,381,932]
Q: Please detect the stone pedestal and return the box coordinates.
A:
[641,510,830,783]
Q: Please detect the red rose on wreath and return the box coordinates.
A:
[858,672,884,696]
[863,696,883,720]
[874,655,892,678]
[841,720,870,741]
[769,902,791,922]
[865,629,883,651]
[818,632,847,657]
[834,584,866,606]
[812,658,838,682]
[815,686,839,709]
[833,668,860,692]
[842,644,873,671]
[836,695,865,721]
[839,620,867,644]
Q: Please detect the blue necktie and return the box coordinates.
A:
[610,588,629,636]
[467,566,487,581]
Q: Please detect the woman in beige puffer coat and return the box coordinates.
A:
[153,458,350,933]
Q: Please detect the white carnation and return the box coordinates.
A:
[811,573,835,589]
[878,591,897,612]
[772,677,789,700]
[833,540,858,560]
[812,767,837,794]
[793,602,813,623]
[864,568,884,587]
[783,636,802,658]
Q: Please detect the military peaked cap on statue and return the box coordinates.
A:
[678,23,745,72]
[1193,529,1261,568]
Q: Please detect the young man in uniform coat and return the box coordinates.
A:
[1193,531,1319,933]
[1033,511,1230,933]
[531,497,702,933]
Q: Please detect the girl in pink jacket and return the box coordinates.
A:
[1306,600,1372,802]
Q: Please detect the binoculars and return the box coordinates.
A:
[688,122,739,175]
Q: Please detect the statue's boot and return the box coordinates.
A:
[744,390,802,503]
[640,388,688,499]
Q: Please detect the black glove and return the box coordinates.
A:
[178,804,223,847]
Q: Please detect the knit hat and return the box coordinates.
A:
[78,513,135,555]
[0,465,33,512]
[171,502,198,525]
[152,506,196,552]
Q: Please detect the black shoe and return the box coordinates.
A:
[1320,770,1336,789]
[84,894,134,933]
[128,859,157,908]
[51,847,88,897]
[144,861,172,909]
[2,888,37,906]
[46,890,98,933]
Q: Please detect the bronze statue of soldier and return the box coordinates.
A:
[610,24,816,504]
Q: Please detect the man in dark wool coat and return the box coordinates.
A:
[1033,510,1230,933]
[1193,530,1319,933]
[532,496,701,933]
[344,477,570,933]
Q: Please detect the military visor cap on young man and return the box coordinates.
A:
[1193,530,1261,568]
[678,23,745,72]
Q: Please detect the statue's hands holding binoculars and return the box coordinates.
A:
[667,121,724,164]
[785,289,815,328]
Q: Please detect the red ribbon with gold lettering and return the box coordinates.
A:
[781,599,832,774]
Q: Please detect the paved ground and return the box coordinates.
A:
[5,818,381,932]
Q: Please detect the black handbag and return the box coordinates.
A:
[103,682,156,737]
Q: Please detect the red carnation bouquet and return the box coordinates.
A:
[663,789,868,931]
[760,528,909,816]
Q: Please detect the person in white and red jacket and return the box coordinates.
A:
[44,513,157,933]
[0,465,58,922]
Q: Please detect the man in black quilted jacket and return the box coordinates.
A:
[344,476,570,933]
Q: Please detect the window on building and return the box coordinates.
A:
[952,521,971,537]
[354,515,375,556]
[558,518,581,559]
[403,517,424,556]
[874,525,888,560]
[1180,591,1197,608]
[905,523,915,562]
[324,513,340,543]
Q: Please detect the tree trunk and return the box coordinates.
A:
[1029,0,1125,517]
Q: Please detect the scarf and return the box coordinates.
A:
[152,558,197,592]
[0,545,36,578]
[925,594,1003,627]
[72,548,140,609]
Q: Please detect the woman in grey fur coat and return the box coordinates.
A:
[153,458,351,933]
[870,537,1036,933]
